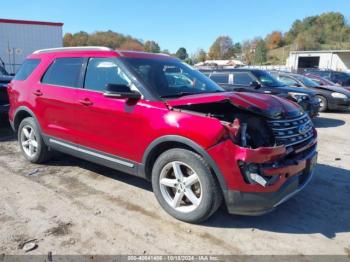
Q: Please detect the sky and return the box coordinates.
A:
[2,0,350,54]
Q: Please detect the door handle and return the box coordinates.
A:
[78,98,93,106]
[33,89,43,96]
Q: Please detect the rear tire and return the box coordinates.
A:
[316,95,327,112]
[151,148,222,223]
[18,117,52,163]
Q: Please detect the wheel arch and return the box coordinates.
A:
[12,106,42,133]
[141,135,228,192]
[315,94,328,111]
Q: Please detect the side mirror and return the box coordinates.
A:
[104,83,141,100]
[249,81,261,89]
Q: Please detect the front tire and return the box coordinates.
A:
[316,95,327,112]
[152,149,222,223]
[18,117,52,163]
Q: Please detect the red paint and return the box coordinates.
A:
[8,49,317,196]
[0,18,63,27]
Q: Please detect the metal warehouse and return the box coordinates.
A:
[0,18,63,74]
[286,50,350,72]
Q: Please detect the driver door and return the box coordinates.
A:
[75,57,144,163]
[232,72,270,93]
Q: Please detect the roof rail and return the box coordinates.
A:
[33,46,113,54]
[117,50,170,57]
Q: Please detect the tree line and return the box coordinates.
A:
[63,12,350,65]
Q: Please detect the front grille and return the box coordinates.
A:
[268,114,314,147]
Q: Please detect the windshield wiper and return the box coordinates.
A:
[160,92,198,98]
[160,90,225,98]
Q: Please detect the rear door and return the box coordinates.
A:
[35,57,86,142]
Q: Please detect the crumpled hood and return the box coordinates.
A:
[166,92,303,119]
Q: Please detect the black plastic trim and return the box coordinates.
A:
[45,136,139,176]
[12,106,42,132]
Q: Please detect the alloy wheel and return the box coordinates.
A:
[20,125,38,158]
[159,161,202,213]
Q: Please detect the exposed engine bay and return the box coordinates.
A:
[172,100,275,149]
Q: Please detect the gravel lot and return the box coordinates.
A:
[0,112,349,255]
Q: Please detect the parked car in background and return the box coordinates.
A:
[272,71,350,112]
[201,68,320,118]
[305,73,350,92]
[0,61,13,117]
[8,47,318,223]
[303,69,350,87]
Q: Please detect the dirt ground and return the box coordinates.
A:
[0,112,349,255]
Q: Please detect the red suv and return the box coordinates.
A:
[8,47,318,223]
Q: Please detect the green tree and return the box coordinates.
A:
[254,39,267,64]
[231,42,242,55]
[284,12,350,48]
[144,41,161,53]
[184,57,193,65]
[293,32,321,51]
[208,36,234,59]
[72,31,89,46]
[194,49,207,62]
[162,49,171,55]
[63,33,74,46]
[175,47,188,60]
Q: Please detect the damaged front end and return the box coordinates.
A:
[171,98,318,215]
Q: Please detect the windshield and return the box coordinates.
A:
[294,75,319,88]
[0,65,7,76]
[309,75,335,86]
[252,70,285,87]
[122,57,224,98]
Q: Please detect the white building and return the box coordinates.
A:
[195,59,245,69]
[286,50,350,72]
[0,18,63,74]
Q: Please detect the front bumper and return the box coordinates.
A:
[208,134,317,215]
[328,97,350,111]
[308,101,320,117]
[224,151,316,215]
[299,99,320,118]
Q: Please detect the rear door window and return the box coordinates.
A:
[210,73,229,84]
[233,72,254,85]
[14,59,41,80]
[42,58,85,88]
[279,75,299,86]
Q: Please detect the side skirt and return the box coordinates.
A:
[45,136,141,177]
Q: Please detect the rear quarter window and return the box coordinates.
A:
[210,74,229,84]
[233,72,254,85]
[14,59,41,80]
